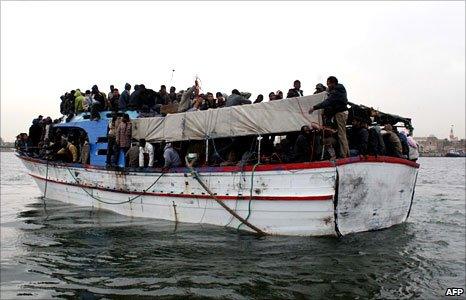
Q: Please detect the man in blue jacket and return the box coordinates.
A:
[309,76,349,158]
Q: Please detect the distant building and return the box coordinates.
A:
[415,134,465,157]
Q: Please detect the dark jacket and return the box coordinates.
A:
[287,88,303,98]
[368,127,385,155]
[225,94,251,107]
[313,84,348,115]
[349,127,369,155]
[293,134,311,162]
[28,122,42,146]
[383,131,403,158]
[119,90,130,110]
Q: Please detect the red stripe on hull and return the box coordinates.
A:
[17,154,419,173]
[29,173,333,202]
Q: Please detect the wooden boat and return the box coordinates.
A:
[17,93,419,236]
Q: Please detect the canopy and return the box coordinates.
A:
[132,93,326,142]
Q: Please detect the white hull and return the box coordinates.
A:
[18,155,419,236]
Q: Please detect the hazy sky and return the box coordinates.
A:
[1,1,465,141]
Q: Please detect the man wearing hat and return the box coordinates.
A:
[314,83,327,94]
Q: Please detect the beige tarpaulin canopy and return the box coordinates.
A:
[132,93,326,142]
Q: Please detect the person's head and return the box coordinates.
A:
[139,84,146,90]
[92,85,99,93]
[384,124,393,132]
[301,125,311,136]
[256,94,264,102]
[216,92,224,100]
[125,83,131,91]
[122,113,130,123]
[232,89,241,96]
[315,83,326,93]
[326,76,338,90]
[160,85,166,93]
[113,88,119,96]
[85,90,91,96]
[294,80,301,90]
[170,86,176,93]
[269,92,276,101]
[134,84,140,91]
[206,92,214,102]
[276,90,283,99]
[352,118,361,128]
[110,85,114,92]
[139,139,146,147]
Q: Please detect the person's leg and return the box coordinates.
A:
[335,112,349,158]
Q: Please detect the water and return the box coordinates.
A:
[1,152,465,299]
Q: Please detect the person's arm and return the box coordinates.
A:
[240,98,252,105]
[71,146,78,162]
[139,147,144,167]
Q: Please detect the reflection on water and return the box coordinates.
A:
[1,153,465,299]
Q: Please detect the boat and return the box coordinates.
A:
[445,149,465,157]
[17,93,419,236]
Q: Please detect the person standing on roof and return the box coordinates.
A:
[138,139,154,167]
[163,143,181,168]
[309,76,349,158]
[287,80,304,98]
[226,89,252,107]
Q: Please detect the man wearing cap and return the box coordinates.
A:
[309,76,349,158]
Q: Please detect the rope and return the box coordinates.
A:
[42,159,49,199]
[65,167,165,205]
[237,161,260,230]
[186,162,266,236]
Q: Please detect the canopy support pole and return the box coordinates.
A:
[205,139,209,165]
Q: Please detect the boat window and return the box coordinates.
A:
[96,137,108,143]
[97,149,107,155]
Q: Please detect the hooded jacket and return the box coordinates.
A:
[74,90,85,113]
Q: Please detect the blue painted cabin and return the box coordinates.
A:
[55,111,139,167]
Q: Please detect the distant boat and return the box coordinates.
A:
[445,149,465,157]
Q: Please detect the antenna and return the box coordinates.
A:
[169,69,175,87]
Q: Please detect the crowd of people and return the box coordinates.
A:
[58,79,313,119]
[16,76,419,169]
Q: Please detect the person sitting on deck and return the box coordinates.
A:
[163,143,181,169]
[178,80,199,112]
[83,90,92,112]
[201,92,217,110]
[308,76,349,158]
[126,142,140,168]
[293,125,312,162]
[287,80,303,98]
[382,124,403,158]
[138,139,154,168]
[57,138,78,163]
[348,117,369,156]
[74,90,85,114]
[368,125,386,156]
[216,92,226,108]
[119,83,131,111]
[275,90,284,100]
[168,86,177,104]
[225,89,252,107]
[187,97,203,112]
[109,88,120,111]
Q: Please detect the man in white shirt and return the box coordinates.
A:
[138,139,154,167]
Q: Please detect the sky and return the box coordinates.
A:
[1,1,465,141]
